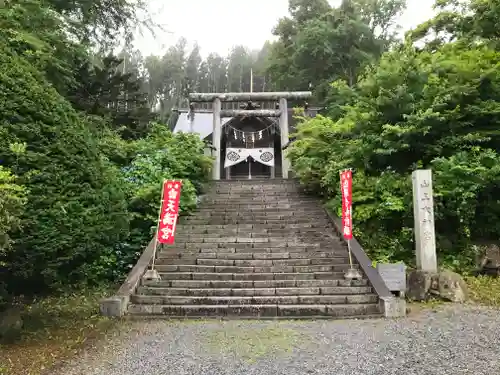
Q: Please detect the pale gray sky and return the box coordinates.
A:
[134,0,436,58]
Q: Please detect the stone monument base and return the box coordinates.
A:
[407,269,468,303]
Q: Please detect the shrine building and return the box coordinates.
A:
[172,92,320,180]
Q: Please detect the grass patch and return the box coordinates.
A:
[0,287,119,375]
[465,275,500,307]
[200,322,308,363]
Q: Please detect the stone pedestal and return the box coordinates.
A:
[412,169,437,272]
[407,269,468,302]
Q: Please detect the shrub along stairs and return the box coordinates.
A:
[128,179,382,318]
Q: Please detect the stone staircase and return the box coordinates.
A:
[128,179,382,318]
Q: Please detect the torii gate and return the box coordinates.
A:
[188,91,312,180]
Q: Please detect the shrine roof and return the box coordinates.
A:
[173,112,233,139]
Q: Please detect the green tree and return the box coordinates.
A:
[288,0,500,271]
[69,54,154,140]
[267,0,406,102]
[0,44,131,292]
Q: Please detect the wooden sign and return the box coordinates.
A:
[376,263,406,292]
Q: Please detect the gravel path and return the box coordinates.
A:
[57,305,500,375]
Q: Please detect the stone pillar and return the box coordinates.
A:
[212,98,221,180]
[412,169,437,272]
[279,98,289,179]
[189,113,194,133]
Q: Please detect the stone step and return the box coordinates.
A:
[153,264,348,273]
[211,186,302,190]
[197,205,322,210]
[213,180,298,185]
[213,188,299,191]
[137,286,373,297]
[174,232,338,239]
[172,238,334,245]
[198,203,322,208]
[172,236,340,244]
[156,271,346,281]
[189,212,327,218]
[206,194,307,199]
[201,199,319,205]
[176,227,333,234]
[214,184,299,188]
[127,303,381,318]
[155,257,349,266]
[158,251,349,260]
[174,237,341,244]
[166,248,344,255]
[180,219,329,225]
[212,177,300,186]
[176,223,333,230]
[169,244,340,251]
[131,294,378,305]
[141,278,369,289]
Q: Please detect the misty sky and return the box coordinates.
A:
[134,0,436,57]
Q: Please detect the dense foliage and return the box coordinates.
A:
[0,0,211,302]
[288,0,500,271]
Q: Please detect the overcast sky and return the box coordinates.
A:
[134,0,436,58]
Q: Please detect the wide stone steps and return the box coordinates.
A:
[141,278,369,289]
[197,204,321,209]
[136,285,372,296]
[129,179,381,319]
[175,231,335,237]
[201,200,320,205]
[155,257,349,266]
[152,264,350,273]
[157,251,349,260]
[170,239,339,246]
[180,219,324,225]
[131,294,378,305]
[175,232,337,238]
[169,248,343,253]
[187,212,327,218]
[177,223,331,230]
[167,246,340,252]
[155,272,346,280]
[127,303,381,318]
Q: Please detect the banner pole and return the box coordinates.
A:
[347,239,354,269]
[150,180,166,271]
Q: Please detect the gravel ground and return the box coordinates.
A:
[57,305,500,375]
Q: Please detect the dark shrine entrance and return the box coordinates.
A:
[221,113,282,179]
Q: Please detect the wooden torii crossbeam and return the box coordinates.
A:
[220,109,281,117]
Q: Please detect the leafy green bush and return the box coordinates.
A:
[0,166,26,304]
[122,124,212,254]
[0,166,26,257]
[0,45,131,293]
[288,41,500,272]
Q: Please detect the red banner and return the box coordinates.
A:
[157,180,182,244]
[340,170,353,240]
